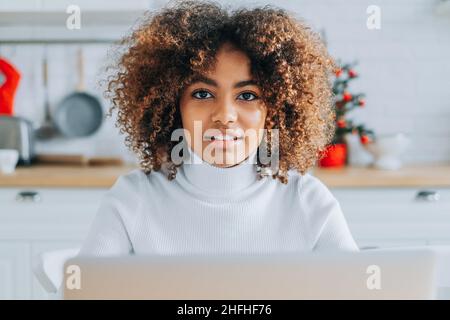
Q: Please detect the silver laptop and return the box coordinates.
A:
[63,248,438,300]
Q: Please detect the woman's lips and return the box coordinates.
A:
[204,135,244,148]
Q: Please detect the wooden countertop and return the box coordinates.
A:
[0,164,138,188]
[311,164,450,188]
[0,163,450,188]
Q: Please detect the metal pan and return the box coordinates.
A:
[54,47,103,138]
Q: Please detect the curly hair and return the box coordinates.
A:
[104,0,337,184]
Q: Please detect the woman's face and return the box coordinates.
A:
[179,42,267,167]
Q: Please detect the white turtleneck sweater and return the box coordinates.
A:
[78,147,359,256]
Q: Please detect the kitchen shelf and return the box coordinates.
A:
[0,38,119,45]
[0,10,145,43]
[0,1,163,43]
[0,10,146,27]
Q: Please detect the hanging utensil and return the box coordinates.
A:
[35,46,58,140]
[53,47,103,138]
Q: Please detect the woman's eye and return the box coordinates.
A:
[192,90,213,99]
[238,92,258,101]
[192,90,258,101]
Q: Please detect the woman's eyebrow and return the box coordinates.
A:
[190,75,258,88]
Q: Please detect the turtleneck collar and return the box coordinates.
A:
[179,145,259,197]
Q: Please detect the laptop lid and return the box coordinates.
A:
[63,248,438,300]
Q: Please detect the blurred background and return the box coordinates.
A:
[0,0,449,299]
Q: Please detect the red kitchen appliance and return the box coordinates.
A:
[0,57,35,165]
[0,57,21,116]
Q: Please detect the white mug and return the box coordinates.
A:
[0,149,20,174]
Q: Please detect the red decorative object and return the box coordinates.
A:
[348,69,357,78]
[360,135,370,145]
[318,143,347,167]
[0,57,21,116]
[342,92,352,102]
[337,119,346,128]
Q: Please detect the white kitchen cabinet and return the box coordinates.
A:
[1,184,450,299]
[0,243,31,299]
[331,187,450,249]
[0,187,106,300]
[0,187,106,240]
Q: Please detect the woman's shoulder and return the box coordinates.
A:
[291,170,352,245]
[102,168,166,215]
[113,168,147,190]
[285,169,332,196]
[291,170,334,200]
[102,169,148,206]
[289,169,339,220]
[112,166,170,194]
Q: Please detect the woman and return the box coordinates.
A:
[79,0,358,256]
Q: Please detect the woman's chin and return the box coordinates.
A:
[205,150,248,167]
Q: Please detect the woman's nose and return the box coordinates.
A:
[211,98,238,125]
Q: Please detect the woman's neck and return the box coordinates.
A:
[179,146,259,196]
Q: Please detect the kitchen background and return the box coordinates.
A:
[1,0,450,300]
[1,0,450,163]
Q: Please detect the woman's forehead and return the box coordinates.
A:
[188,72,257,87]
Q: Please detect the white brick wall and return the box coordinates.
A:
[283,0,450,164]
[0,43,138,163]
[1,0,449,164]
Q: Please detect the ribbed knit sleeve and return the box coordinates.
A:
[299,173,359,251]
[78,170,144,256]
